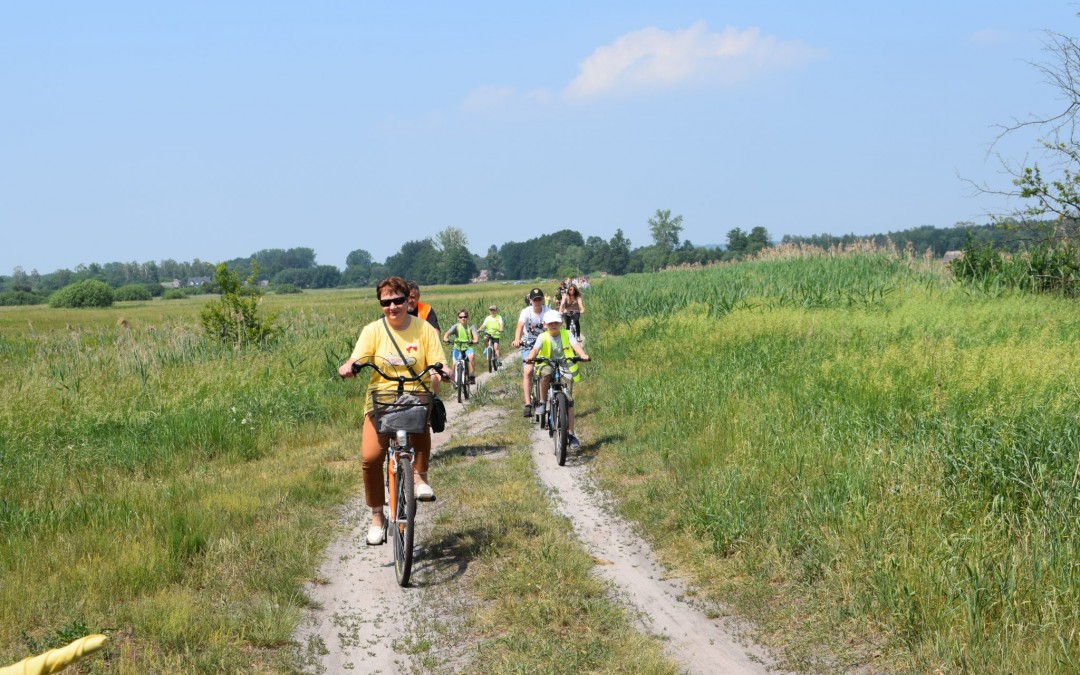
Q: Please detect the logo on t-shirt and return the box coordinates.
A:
[405,343,418,352]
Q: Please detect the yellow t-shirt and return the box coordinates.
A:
[349,316,445,414]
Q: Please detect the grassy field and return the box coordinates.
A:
[583,249,1080,672]
[0,284,529,672]
[4,256,1077,672]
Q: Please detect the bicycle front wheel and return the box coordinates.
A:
[393,456,416,586]
[457,364,464,403]
[554,393,569,466]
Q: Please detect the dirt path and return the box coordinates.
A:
[529,424,783,674]
[295,361,782,674]
[293,370,498,675]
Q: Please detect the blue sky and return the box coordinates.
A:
[1,1,1076,274]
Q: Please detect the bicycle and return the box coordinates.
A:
[528,361,544,426]
[527,355,588,466]
[445,338,474,403]
[479,332,500,373]
[348,359,448,586]
[562,310,582,341]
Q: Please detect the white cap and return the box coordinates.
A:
[542,310,563,324]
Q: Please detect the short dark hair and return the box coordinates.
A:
[376,276,410,299]
[407,281,420,293]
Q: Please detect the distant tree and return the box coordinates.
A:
[726,228,749,255]
[747,227,771,254]
[386,239,440,285]
[648,209,684,252]
[439,245,477,284]
[608,229,632,275]
[434,226,469,252]
[484,245,503,279]
[582,236,610,273]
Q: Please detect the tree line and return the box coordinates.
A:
[3,213,1022,303]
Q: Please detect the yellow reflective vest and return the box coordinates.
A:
[536,328,580,382]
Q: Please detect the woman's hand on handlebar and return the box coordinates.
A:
[338,360,357,378]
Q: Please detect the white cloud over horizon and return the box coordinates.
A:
[461,21,823,111]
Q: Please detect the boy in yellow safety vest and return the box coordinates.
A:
[526,310,591,450]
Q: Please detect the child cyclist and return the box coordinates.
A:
[525,310,590,449]
[442,309,479,385]
[479,304,504,367]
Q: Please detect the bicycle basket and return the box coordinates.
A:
[371,390,432,434]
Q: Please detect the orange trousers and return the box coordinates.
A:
[361,413,431,510]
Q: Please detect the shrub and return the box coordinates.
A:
[114,284,153,302]
[163,289,186,300]
[273,284,302,294]
[48,280,114,308]
[145,283,164,298]
[0,290,45,306]
[200,263,278,345]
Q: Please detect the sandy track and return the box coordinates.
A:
[293,370,493,674]
[529,424,782,674]
[296,359,782,674]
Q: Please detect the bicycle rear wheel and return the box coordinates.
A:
[554,393,569,466]
[392,456,416,586]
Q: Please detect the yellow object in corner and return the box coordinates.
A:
[0,635,108,675]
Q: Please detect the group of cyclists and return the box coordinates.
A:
[338,277,589,547]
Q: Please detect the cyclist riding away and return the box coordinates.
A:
[512,287,551,417]
[442,309,479,385]
[407,281,441,333]
[479,304,504,366]
[526,310,590,450]
[339,276,445,545]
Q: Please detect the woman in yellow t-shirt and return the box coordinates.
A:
[338,276,445,546]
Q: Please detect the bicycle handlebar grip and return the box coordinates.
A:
[350,361,363,375]
[0,634,108,675]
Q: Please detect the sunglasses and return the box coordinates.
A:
[458,315,468,319]
[379,295,407,307]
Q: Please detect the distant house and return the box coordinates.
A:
[943,251,963,263]
[472,269,490,283]
[187,276,213,287]
[161,279,181,289]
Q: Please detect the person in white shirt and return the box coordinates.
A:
[511,287,551,417]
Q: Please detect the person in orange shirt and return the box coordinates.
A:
[407,281,441,333]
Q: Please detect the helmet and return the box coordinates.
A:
[542,310,563,324]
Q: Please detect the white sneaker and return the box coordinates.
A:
[366,523,386,546]
[415,482,436,502]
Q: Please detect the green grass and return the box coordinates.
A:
[581,254,1080,672]
[408,380,678,674]
[0,283,532,671]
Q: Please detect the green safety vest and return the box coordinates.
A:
[537,329,580,382]
[452,324,472,344]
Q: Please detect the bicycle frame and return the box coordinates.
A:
[346,359,446,586]
[529,355,585,465]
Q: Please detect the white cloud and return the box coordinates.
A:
[562,21,823,100]
[458,21,822,112]
[968,29,1009,45]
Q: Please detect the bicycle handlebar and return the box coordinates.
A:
[525,355,589,365]
[348,360,449,381]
